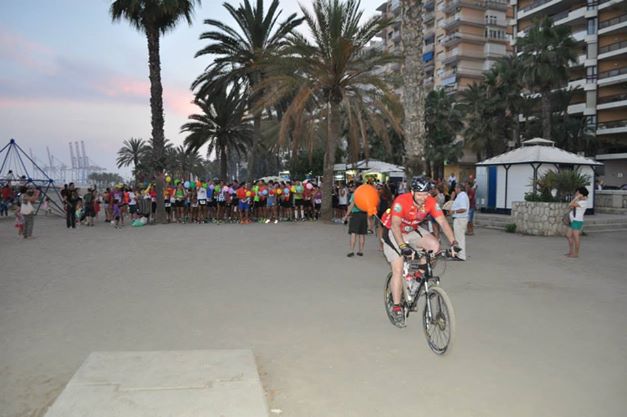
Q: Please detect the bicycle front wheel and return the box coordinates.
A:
[422,286,456,355]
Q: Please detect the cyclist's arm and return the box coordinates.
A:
[390,215,405,248]
[434,214,457,246]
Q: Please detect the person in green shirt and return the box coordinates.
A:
[342,191,368,257]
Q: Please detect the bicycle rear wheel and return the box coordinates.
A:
[422,286,456,355]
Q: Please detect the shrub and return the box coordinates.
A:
[505,223,517,233]
[530,169,590,202]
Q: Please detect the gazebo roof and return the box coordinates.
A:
[476,141,602,167]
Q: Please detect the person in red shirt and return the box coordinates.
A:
[381,176,458,327]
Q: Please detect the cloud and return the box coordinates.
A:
[0,28,58,75]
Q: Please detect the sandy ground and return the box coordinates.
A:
[1,215,626,417]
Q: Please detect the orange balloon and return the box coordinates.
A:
[354,184,380,216]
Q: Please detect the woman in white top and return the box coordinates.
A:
[565,187,588,258]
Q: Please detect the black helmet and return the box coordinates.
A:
[410,176,433,192]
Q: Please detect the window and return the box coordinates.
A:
[586,0,598,11]
[586,65,597,83]
[486,15,498,25]
[585,115,597,128]
[485,28,506,39]
[587,18,597,35]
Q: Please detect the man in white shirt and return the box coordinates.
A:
[450,183,469,260]
[448,173,457,190]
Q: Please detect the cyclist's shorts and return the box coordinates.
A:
[570,220,584,230]
[382,227,430,263]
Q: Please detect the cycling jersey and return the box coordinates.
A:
[381,193,443,233]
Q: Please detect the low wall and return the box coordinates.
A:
[595,190,627,209]
[512,201,570,236]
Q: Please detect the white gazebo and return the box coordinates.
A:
[475,139,603,213]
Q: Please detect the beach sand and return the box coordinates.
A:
[1,215,626,417]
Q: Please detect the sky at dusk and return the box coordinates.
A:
[0,0,382,177]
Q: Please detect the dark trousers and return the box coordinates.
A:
[66,206,76,228]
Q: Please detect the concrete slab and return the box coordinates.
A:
[43,350,269,417]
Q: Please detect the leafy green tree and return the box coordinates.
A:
[459,83,505,160]
[110,0,201,223]
[193,0,303,179]
[518,17,578,139]
[182,85,253,179]
[257,0,400,220]
[425,89,463,179]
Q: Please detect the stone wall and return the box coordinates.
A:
[511,201,570,236]
[595,190,627,209]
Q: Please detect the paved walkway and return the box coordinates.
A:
[1,216,626,417]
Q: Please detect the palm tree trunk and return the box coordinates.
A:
[541,91,552,139]
[401,0,425,179]
[321,101,340,221]
[147,26,166,223]
[219,145,228,180]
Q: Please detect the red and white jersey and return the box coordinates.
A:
[381,193,443,233]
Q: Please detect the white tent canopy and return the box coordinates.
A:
[334,159,404,174]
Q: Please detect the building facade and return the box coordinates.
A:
[514,0,627,184]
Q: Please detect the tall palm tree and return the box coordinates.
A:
[167,145,205,180]
[488,55,525,147]
[518,16,577,139]
[425,89,463,179]
[459,83,503,160]
[193,0,303,179]
[257,0,401,220]
[182,86,253,179]
[110,0,201,223]
[116,138,149,179]
[400,0,425,177]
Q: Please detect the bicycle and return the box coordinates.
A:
[384,248,458,355]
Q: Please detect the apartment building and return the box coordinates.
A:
[515,0,627,185]
[377,0,512,91]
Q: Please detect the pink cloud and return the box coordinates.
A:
[0,28,57,75]
[94,76,150,99]
[164,88,197,118]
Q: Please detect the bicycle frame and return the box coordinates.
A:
[403,250,441,317]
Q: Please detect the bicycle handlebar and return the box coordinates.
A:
[403,246,462,260]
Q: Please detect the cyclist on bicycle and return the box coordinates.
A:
[381,176,458,326]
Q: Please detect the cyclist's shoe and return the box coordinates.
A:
[391,305,406,328]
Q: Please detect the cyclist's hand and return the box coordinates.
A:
[400,244,415,258]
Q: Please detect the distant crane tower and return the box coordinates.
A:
[66,140,104,185]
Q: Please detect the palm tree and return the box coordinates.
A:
[182,86,253,179]
[116,138,149,179]
[257,0,401,220]
[167,145,205,180]
[518,16,577,139]
[487,55,525,147]
[425,89,463,179]
[459,82,503,160]
[400,0,425,177]
[110,0,201,223]
[193,0,303,179]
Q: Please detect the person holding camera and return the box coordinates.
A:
[565,187,589,258]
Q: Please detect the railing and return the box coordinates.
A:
[423,11,435,22]
[521,0,554,13]
[599,13,627,29]
[597,119,627,129]
[599,40,627,54]
[598,93,627,104]
[598,66,627,79]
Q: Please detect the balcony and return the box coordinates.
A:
[597,119,627,135]
[599,14,627,34]
[441,48,485,64]
[599,0,625,11]
[457,66,486,78]
[518,0,562,21]
[424,76,434,86]
[423,11,435,23]
[440,15,488,31]
[597,93,627,110]
[598,40,627,60]
[440,32,498,47]
[444,0,508,15]
[553,6,586,26]
[598,67,627,86]
[567,102,586,114]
